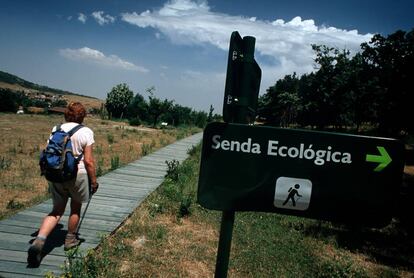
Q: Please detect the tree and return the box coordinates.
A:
[126,92,148,122]
[0,89,33,112]
[147,87,174,127]
[258,73,301,127]
[207,105,214,122]
[191,110,208,128]
[163,104,193,126]
[105,83,134,118]
[361,29,414,136]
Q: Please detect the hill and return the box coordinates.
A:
[0,70,103,109]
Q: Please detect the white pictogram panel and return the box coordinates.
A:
[274,177,312,211]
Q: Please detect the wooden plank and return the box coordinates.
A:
[0,271,43,278]
[9,212,122,227]
[0,238,96,257]
[112,169,164,179]
[28,203,130,219]
[0,224,109,242]
[0,219,117,233]
[100,173,163,182]
[94,187,151,197]
[127,163,167,170]
[99,177,162,187]
[0,258,61,276]
[0,250,65,267]
[117,161,166,170]
[99,183,155,193]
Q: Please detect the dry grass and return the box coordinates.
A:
[63,95,103,110]
[0,113,195,219]
[94,204,218,277]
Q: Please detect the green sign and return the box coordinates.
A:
[198,122,405,227]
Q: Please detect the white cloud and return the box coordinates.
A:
[91,11,115,25]
[67,16,73,21]
[121,0,372,73]
[78,13,87,23]
[59,47,149,72]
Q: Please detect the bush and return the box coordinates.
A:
[0,156,11,170]
[178,195,192,217]
[107,133,114,144]
[129,117,141,126]
[165,159,180,181]
[141,144,152,156]
[6,199,24,210]
[110,156,120,170]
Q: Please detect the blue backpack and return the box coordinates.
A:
[39,124,84,182]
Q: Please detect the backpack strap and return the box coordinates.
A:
[68,124,84,137]
[67,124,85,161]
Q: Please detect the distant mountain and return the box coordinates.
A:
[0,70,95,98]
[0,70,103,109]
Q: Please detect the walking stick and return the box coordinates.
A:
[76,179,93,235]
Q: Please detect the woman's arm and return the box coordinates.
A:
[83,145,98,194]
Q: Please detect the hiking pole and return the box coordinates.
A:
[76,180,93,235]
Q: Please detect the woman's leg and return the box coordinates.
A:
[68,198,82,234]
[37,202,67,238]
[28,202,66,266]
[64,199,82,250]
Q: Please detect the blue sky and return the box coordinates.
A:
[0,0,413,112]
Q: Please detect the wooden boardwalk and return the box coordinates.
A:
[0,133,202,277]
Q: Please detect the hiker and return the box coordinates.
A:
[282,184,302,207]
[27,102,99,266]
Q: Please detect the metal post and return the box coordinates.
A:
[214,210,235,278]
[213,31,260,277]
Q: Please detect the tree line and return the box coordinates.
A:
[105,84,220,128]
[258,29,414,138]
[0,89,67,112]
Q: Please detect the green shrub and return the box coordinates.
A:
[129,117,141,126]
[6,199,24,210]
[165,159,180,181]
[63,243,114,278]
[317,255,365,278]
[0,156,11,170]
[141,144,152,156]
[97,158,104,177]
[110,156,120,170]
[187,144,201,156]
[107,133,114,144]
[178,195,192,218]
[95,145,103,155]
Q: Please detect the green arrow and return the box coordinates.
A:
[365,146,392,172]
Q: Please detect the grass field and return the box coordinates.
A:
[0,113,199,219]
[63,144,414,278]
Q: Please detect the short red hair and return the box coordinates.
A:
[64,102,86,124]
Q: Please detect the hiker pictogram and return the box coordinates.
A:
[274,177,312,211]
[282,184,302,207]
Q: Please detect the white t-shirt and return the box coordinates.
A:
[50,122,95,173]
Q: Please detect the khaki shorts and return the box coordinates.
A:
[49,173,90,206]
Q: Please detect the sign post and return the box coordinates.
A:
[197,31,405,277]
[214,31,262,278]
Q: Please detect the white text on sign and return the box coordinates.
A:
[211,135,352,166]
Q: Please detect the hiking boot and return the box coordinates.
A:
[64,233,80,250]
[27,238,45,267]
